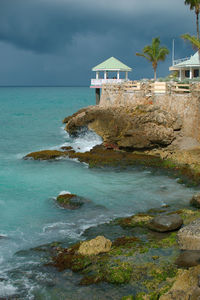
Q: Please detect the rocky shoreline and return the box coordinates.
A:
[24,104,200,299]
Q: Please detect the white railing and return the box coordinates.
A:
[91,78,127,86]
[173,56,191,66]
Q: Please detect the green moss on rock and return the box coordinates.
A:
[24,150,67,160]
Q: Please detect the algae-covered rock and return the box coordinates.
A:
[160,265,200,300]
[117,213,153,228]
[24,150,67,160]
[56,193,84,209]
[178,218,200,250]
[190,194,200,208]
[78,236,112,256]
[148,214,183,233]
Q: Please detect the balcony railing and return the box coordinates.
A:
[91,78,127,86]
[173,56,191,66]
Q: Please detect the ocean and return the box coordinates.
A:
[0,87,196,299]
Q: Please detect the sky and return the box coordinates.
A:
[0,0,197,86]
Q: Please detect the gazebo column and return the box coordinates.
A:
[179,69,182,81]
[96,72,99,80]
[190,67,193,79]
[104,71,107,79]
[125,71,128,80]
[117,71,120,80]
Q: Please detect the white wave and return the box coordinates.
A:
[0,282,17,297]
[59,190,71,195]
[42,221,75,233]
[61,129,102,153]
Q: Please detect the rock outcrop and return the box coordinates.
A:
[78,236,112,256]
[64,105,182,150]
[178,218,200,250]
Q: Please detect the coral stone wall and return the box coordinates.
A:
[100,84,200,142]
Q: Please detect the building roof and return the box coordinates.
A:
[92,57,132,72]
[170,51,200,70]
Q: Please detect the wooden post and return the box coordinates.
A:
[95,88,100,105]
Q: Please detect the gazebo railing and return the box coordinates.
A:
[91,79,127,86]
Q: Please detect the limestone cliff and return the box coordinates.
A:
[100,84,200,144]
[64,104,182,150]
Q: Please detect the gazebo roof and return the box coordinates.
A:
[92,57,132,72]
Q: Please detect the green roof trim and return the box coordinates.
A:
[92,57,132,71]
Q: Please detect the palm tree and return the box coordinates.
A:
[136,37,169,81]
[184,0,200,40]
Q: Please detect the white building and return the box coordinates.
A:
[169,51,200,80]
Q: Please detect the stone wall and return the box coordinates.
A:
[100,83,200,142]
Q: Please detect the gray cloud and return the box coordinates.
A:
[0,0,197,85]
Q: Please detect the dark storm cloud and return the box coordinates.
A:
[0,0,197,85]
[0,0,193,54]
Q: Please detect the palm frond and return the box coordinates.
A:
[181,33,200,50]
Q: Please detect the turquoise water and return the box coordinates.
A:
[0,87,197,299]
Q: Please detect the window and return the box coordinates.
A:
[194,69,199,77]
[185,70,190,78]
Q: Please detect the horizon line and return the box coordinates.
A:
[0,85,89,88]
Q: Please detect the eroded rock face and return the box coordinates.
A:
[148,214,183,232]
[78,236,112,256]
[178,218,200,250]
[64,105,182,149]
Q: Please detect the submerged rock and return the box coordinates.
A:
[78,236,112,256]
[190,194,200,208]
[178,218,200,250]
[24,150,67,160]
[148,214,183,232]
[56,193,85,210]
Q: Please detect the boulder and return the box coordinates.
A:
[65,105,181,150]
[178,218,200,250]
[190,194,200,208]
[56,193,84,210]
[148,214,183,232]
[175,250,200,268]
[78,236,112,256]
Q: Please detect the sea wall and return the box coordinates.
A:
[100,84,200,143]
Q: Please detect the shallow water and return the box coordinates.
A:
[0,87,198,299]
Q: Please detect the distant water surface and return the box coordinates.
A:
[0,87,197,299]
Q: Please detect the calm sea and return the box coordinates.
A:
[0,87,196,299]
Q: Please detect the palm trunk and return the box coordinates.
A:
[153,68,157,81]
[196,11,199,40]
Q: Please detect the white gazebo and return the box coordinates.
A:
[169,51,200,80]
[90,56,132,104]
